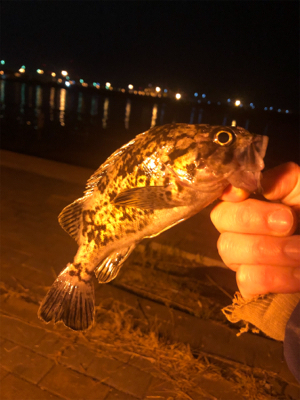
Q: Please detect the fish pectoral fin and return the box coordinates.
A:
[95,245,136,283]
[58,195,91,243]
[112,186,186,209]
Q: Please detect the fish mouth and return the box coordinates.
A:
[227,134,269,193]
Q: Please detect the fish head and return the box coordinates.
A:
[166,124,268,193]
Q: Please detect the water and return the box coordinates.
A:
[0,80,298,169]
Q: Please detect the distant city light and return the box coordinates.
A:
[202,94,206,98]
[82,82,88,87]
[61,70,68,77]
[19,68,25,73]
[37,69,44,74]
[217,102,221,105]
[0,71,4,75]
[51,72,56,77]
[65,81,71,87]
[227,99,231,103]
[231,120,237,127]
[66,76,70,80]
[235,100,241,106]
[207,101,211,104]
[128,84,133,90]
[155,86,161,93]
[277,109,281,112]
[175,93,181,100]
[105,82,111,89]
[164,89,168,93]
[0,60,5,65]
[264,107,268,110]
[269,107,273,110]
[93,82,97,87]
[79,79,84,84]
[57,78,62,83]
[194,92,198,97]
[286,110,289,113]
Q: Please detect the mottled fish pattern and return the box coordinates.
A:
[38,124,268,330]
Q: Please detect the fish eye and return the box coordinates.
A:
[214,130,233,146]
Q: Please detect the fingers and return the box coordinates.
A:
[217,233,300,270]
[236,264,300,299]
[219,185,250,202]
[211,198,297,236]
[262,162,300,212]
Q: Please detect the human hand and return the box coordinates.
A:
[211,162,300,299]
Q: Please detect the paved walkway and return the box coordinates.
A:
[1,150,300,400]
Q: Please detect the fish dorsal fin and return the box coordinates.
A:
[58,196,89,243]
[95,245,135,283]
[112,186,186,209]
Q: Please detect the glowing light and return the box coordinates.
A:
[217,102,221,105]
[19,68,25,73]
[227,99,231,103]
[57,78,62,83]
[202,94,206,98]
[61,70,68,77]
[235,100,241,106]
[66,76,70,80]
[128,84,133,90]
[207,101,211,104]
[286,110,289,113]
[155,86,161,93]
[264,107,268,110]
[175,93,181,100]
[105,82,111,89]
[0,60,5,65]
[164,89,168,93]
[194,93,198,97]
[151,104,158,127]
[269,107,273,110]
[15,72,21,77]
[65,81,70,87]
[37,69,44,74]
[0,71,4,75]
[80,79,84,84]
[231,120,237,127]
[51,72,56,77]
[277,109,281,112]
[82,82,88,87]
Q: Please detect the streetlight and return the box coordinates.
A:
[175,93,181,100]
[155,86,161,93]
[0,60,5,65]
[37,69,44,74]
[128,84,133,90]
[235,100,241,107]
[105,82,111,89]
[61,70,68,77]
[51,72,56,77]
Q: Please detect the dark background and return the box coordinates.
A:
[1,1,299,111]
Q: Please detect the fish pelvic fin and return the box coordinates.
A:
[38,264,95,331]
[95,245,136,283]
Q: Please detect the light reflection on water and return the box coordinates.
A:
[0,81,298,169]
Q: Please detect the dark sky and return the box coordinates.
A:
[1,1,299,110]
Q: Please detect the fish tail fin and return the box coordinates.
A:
[38,264,95,331]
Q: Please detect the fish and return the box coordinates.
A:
[38,123,268,331]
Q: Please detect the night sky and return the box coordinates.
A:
[1,1,299,110]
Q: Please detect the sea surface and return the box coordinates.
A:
[1,80,299,170]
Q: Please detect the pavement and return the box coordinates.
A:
[1,149,300,400]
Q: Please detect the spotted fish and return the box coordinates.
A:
[38,124,268,330]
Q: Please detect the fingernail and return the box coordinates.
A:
[284,238,300,262]
[268,208,294,233]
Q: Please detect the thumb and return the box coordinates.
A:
[262,162,300,213]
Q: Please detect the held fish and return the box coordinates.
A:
[38,124,268,330]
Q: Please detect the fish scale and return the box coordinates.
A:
[38,123,268,331]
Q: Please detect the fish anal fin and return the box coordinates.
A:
[58,196,89,242]
[112,186,186,209]
[95,245,135,283]
[38,264,95,331]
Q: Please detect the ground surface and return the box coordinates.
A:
[1,150,300,400]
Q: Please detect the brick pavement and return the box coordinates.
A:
[1,150,300,399]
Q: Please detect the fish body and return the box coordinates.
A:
[38,124,268,330]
